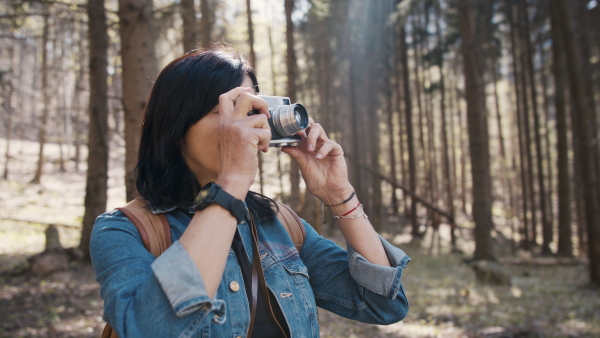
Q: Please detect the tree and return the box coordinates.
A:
[180,0,197,53]
[118,0,158,201]
[80,0,110,259]
[31,7,50,184]
[549,0,571,257]
[554,0,600,285]
[285,0,301,211]
[400,23,418,236]
[200,0,213,48]
[458,0,495,261]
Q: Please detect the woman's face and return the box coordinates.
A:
[181,76,255,186]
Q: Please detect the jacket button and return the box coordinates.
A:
[230,281,240,292]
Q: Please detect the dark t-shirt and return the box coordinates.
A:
[231,231,289,337]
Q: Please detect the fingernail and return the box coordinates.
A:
[316,153,323,159]
[308,144,315,151]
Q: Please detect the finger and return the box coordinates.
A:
[314,140,336,159]
[254,128,272,153]
[218,87,254,119]
[243,112,270,130]
[233,92,270,119]
[305,123,327,152]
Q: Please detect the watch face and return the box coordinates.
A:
[193,183,214,208]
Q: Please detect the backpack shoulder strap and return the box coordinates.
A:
[275,202,306,252]
[116,197,172,257]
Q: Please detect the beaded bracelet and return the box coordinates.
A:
[325,191,356,207]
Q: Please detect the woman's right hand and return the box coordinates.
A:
[215,86,271,198]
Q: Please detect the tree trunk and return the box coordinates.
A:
[520,0,552,254]
[246,0,256,70]
[285,0,302,211]
[458,0,495,261]
[434,2,456,248]
[200,0,213,48]
[72,31,87,172]
[400,24,418,236]
[245,0,263,194]
[555,0,600,285]
[2,45,14,180]
[506,0,530,249]
[550,0,572,257]
[180,0,197,53]
[80,0,110,259]
[32,10,50,185]
[118,0,158,201]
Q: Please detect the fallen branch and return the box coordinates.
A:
[499,257,588,266]
[0,217,80,229]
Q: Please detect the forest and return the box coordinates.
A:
[1,0,600,337]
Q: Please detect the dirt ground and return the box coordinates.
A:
[1,139,600,337]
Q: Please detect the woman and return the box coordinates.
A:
[90,48,410,338]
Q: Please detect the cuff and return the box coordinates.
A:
[151,241,226,320]
[347,235,410,299]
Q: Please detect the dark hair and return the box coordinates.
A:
[136,49,276,220]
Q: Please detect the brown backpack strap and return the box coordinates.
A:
[275,202,306,252]
[116,197,172,258]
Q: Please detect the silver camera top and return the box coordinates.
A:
[258,95,292,108]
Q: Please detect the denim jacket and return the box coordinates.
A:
[90,205,410,338]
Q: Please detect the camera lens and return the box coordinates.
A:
[272,103,309,137]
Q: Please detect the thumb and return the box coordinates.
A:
[281,146,307,168]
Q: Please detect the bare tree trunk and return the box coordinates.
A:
[434,2,456,248]
[245,0,263,194]
[246,0,256,70]
[517,4,538,249]
[520,0,552,254]
[2,45,15,180]
[453,59,468,214]
[400,24,418,237]
[458,0,495,261]
[32,10,50,185]
[550,0,572,257]
[555,0,600,285]
[72,30,87,172]
[387,27,399,214]
[574,1,600,182]
[200,0,213,48]
[267,25,286,200]
[80,0,110,259]
[507,0,531,249]
[181,0,197,53]
[285,0,301,211]
[118,0,158,201]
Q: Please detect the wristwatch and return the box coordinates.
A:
[193,182,247,224]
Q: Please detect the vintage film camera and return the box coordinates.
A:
[249,95,309,147]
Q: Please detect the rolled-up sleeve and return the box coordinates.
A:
[151,241,226,320]
[347,236,410,299]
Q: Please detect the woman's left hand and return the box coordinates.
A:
[280,120,353,205]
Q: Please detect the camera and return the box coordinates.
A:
[248,95,309,147]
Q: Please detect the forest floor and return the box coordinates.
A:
[1,139,600,337]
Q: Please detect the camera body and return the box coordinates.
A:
[249,95,309,147]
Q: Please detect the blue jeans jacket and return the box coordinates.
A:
[90,206,410,338]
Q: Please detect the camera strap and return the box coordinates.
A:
[247,211,288,338]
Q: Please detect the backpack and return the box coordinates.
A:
[102,198,306,338]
